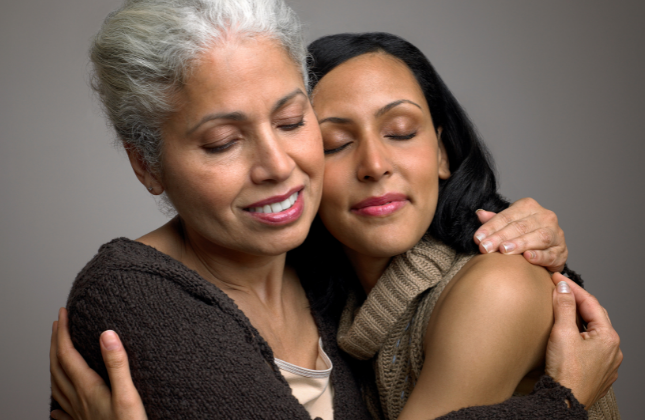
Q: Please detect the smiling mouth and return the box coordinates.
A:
[247,191,299,214]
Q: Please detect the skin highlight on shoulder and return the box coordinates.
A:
[398,253,555,420]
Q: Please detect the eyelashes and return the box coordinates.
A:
[204,140,238,154]
[323,131,417,155]
[203,119,306,155]
[324,142,351,155]
[279,119,305,131]
[385,131,417,140]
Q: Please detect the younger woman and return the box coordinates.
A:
[300,32,620,420]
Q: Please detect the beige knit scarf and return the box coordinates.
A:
[337,237,620,420]
[338,237,472,419]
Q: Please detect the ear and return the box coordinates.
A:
[436,127,451,180]
[125,147,164,195]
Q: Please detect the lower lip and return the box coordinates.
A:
[246,191,305,225]
[352,200,408,217]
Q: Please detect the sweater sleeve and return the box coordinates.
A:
[435,375,587,420]
[49,252,315,420]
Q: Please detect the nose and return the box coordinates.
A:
[356,134,393,182]
[249,126,296,184]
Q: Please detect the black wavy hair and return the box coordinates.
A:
[288,32,509,314]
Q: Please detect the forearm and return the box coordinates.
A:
[436,375,587,420]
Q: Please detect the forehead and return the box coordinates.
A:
[177,36,305,113]
[312,53,427,112]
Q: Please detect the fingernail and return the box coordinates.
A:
[528,251,536,260]
[557,281,571,294]
[481,241,492,253]
[475,232,486,243]
[501,242,516,253]
[101,330,120,351]
[51,411,60,420]
[475,209,485,213]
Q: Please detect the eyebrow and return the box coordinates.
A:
[318,116,352,125]
[186,88,306,135]
[375,99,422,118]
[318,99,422,126]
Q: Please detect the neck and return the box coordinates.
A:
[142,217,291,307]
[343,246,392,295]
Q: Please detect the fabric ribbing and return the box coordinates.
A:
[50,237,371,420]
[338,236,591,420]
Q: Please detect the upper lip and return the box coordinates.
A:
[351,193,408,210]
[245,186,303,208]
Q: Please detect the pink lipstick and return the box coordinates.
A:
[245,186,304,225]
[351,193,408,217]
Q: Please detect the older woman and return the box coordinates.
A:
[49,1,620,420]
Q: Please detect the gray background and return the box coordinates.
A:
[1,0,643,418]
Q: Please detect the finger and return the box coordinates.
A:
[474,198,541,244]
[498,225,561,253]
[551,278,580,336]
[475,209,496,227]
[602,307,612,326]
[100,330,140,405]
[51,409,75,420]
[57,308,104,389]
[522,248,567,272]
[552,274,612,330]
[50,320,76,415]
[51,376,74,417]
[486,218,549,253]
[478,219,553,256]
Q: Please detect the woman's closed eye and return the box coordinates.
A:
[324,141,351,155]
[278,119,305,131]
[385,131,417,140]
[203,138,239,154]
[275,111,306,131]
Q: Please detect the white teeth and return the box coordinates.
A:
[279,197,291,209]
[249,191,299,214]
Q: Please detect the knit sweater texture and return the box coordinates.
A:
[338,236,593,420]
[50,238,371,420]
[50,237,616,420]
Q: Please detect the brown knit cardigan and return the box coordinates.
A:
[51,238,599,419]
[51,238,371,420]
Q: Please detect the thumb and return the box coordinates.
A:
[551,277,578,334]
[99,330,137,401]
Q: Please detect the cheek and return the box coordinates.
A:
[405,145,440,223]
[318,159,350,229]
[321,158,348,207]
[162,153,244,219]
[292,126,325,202]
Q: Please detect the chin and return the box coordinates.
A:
[255,225,311,256]
[352,237,419,259]
[359,225,426,257]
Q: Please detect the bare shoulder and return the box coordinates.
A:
[439,253,554,312]
[404,254,557,419]
[426,253,555,356]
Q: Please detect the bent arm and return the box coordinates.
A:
[435,375,586,419]
[398,254,556,420]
